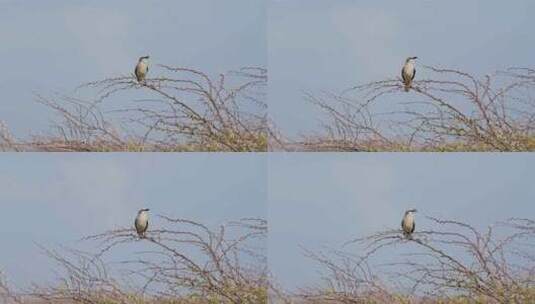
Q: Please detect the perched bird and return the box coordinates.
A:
[135,208,150,238]
[401,209,417,239]
[135,56,150,82]
[401,56,418,92]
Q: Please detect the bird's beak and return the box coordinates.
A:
[413,56,418,60]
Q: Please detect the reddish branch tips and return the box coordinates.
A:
[0,66,268,152]
[288,217,535,304]
[280,66,535,151]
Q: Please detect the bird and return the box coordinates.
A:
[134,56,150,82]
[401,209,417,239]
[135,208,150,238]
[401,56,418,92]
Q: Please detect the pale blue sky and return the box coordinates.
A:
[268,153,535,290]
[0,0,266,137]
[0,153,266,287]
[269,0,535,137]
[4,1,534,139]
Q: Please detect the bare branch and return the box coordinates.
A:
[3,65,267,152]
[294,66,535,151]
[295,217,535,303]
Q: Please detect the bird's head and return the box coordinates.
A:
[406,209,418,215]
[139,208,150,213]
[139,55,150,61]
[406,56,418,63]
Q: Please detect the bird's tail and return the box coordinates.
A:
[404,83,410,92]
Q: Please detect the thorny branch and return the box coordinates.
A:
[285,217,535,304]
[6,217,267,304]
[0,66,267,152]
[288,66,535,151]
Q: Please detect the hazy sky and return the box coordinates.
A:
[0,0,266,137]
[269,0,535,137]
[0,153,266,287]
[268,153,535,290]
[3,1,533,139]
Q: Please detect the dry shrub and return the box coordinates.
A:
[294,66,535,151]
[9,217,267,304]
[3,66,267,152]
[290,217,535,304]
[0,121,21,152]
[0,273,23,304]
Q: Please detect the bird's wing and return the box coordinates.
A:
[145,220,149,233]
[411,68,416,81]
[401,218,405,229]
[411,222,415,233]
[134,218,140,233]
[401,67,407,82]
[135,65,141,80]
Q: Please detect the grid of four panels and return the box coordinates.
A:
[1,1,534,304]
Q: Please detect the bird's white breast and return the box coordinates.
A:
[403,62,415,77]
[403,213,414,230]
[136,211,149,229]
[137,61,148,75]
